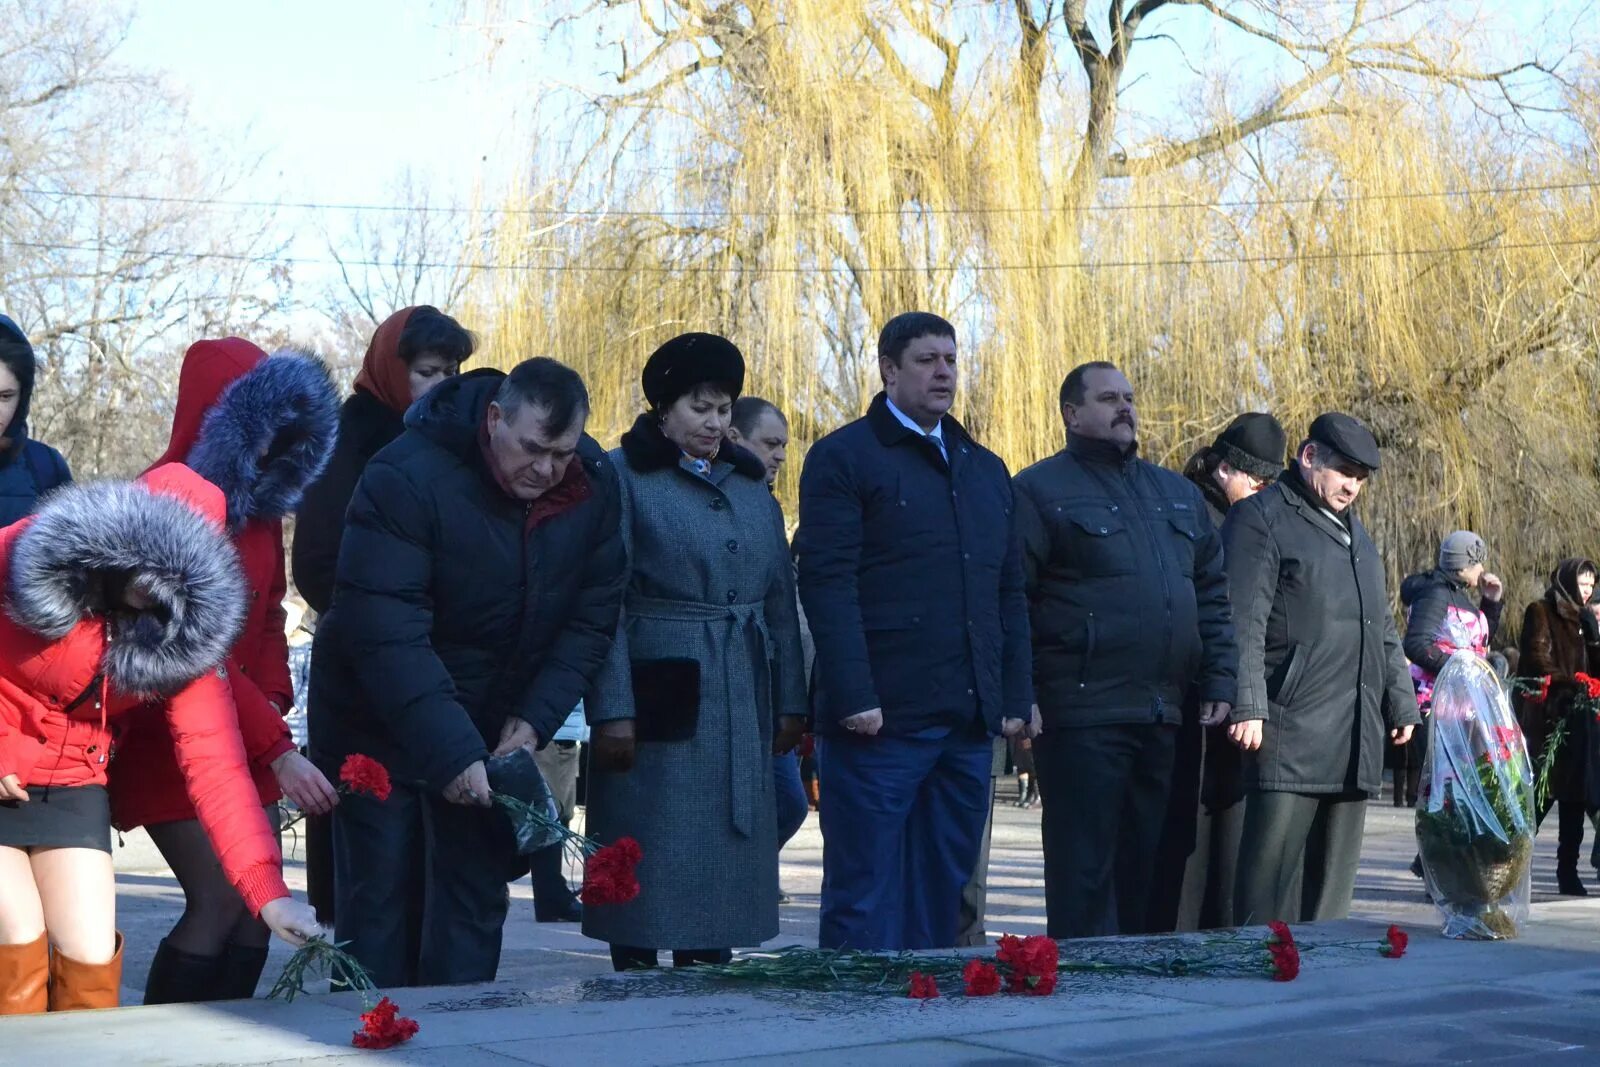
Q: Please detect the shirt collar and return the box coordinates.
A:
[885,395,943,442]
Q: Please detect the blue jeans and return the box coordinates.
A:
[774,751,808,848]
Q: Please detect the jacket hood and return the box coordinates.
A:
[620,411,768,482]
[403,366,502,455]
[353,307,420,416]
[0,312,37,456]
[3,464,247,696]
[1399,571,1436,609]
[152,340,340,530]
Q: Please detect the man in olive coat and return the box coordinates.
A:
[1223,413,1419,924]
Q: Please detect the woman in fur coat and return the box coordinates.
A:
[583,333,808,970]
[106,339,340,1003]
[0,467,320,1015]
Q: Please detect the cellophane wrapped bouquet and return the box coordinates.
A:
[1414,647,1535,940]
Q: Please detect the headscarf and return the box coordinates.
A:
[1548,557,1597,608]
[352,307,421,415]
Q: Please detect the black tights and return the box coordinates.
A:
[147,809,275,956]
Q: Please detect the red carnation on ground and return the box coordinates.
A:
[1267,920,1294,947]
[339,754,392,802]
[1269,941,1300,982]
[907,971,939,999]
[351,996,419,1049]
[1381,924,1408,959]
[1023,972,1059,997]
[581,836,643,905]
[996,934,1059,994]
[1579,673,1600,700]
[962,959,1001,997]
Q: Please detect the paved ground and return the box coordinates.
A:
[9,776,1600,1064]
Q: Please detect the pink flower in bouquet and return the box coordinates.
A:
[1381,925,1408,959]
[581,836,643,905]
[962,960,1001,997]
[907,971,939,999]
[351,996,419,1049]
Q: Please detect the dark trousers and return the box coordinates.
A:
[333,784,511,988]
[774,751,809,849]
[1174,798,1245,929]
[305,812,336,925]
[1537,796,1588,874]
[1234,790,1366,924]
[1035,723,1177,939]
[817,732,992,950]
[957,745,1005,948]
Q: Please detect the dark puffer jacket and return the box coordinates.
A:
[1222,465,1418,794]
[308,369,626,790]
[0,314,71,527]
[1012,435,1236,729]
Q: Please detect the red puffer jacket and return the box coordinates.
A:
[0,466,291,914]
[108,338,338,830]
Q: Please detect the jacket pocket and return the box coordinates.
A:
[1267,644,1308,707]
[631,658,700,743]
[1059,507,1136,577]
[1165,513,1198,577]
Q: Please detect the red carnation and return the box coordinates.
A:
[1381,924,1408,959]
[996,934,1026,971]
[962,959,1001,997]
[351,996,419,1049]
[581,836,643,905]
[339,754,392,802]
[1533,675,1552,703]
[1580,673,1600,700]
[1267,920,1294,947]
[907,971,939,999]
[1019,935,1059,977]
[1269,942,1300,982]
[1023,972,1058,996]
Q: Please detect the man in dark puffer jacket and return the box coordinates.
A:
[309,359,625,987]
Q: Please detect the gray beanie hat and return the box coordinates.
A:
[1439,530,1487,573]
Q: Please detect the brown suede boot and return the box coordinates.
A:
[0,933,49,1015]
[48,932,122,1012]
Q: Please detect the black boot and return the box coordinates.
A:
[531,843,583,923]
[1014,776,1031,808]
[143,938,227,1005]
[1024,782,1040,809]
[219,942,269,1000]
[1558,861,1589,896]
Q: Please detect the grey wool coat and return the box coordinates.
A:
[583,416,808,950]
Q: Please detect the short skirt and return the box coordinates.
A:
[0,784,112,853]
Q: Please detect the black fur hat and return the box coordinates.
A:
[641,333,745,411]
[1212,412,1287,481]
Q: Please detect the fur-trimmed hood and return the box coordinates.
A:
[3,465,247,696]
[152,339,340,530]
[620,412,767,482]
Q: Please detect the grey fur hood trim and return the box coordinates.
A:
[186,349,340,530]
[4,480,247,696]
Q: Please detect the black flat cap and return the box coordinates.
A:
[1212,412,1286,481]
[641,332,745,411]
[1308,412,1380,471]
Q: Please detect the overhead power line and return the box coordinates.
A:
[14,177,1600,219]
[6,234,1597,273]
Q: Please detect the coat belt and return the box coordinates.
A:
[625,593,771,837]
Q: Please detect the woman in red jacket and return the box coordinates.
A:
[107,339,340,1004]
[0,466,320,1014]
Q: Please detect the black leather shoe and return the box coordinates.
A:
[536,897,584,923]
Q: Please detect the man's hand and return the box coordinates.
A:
[773,715,806,755]
[1391,725,1416,745]
[493,717,540,758]
[444,760,492,806]
[1229,720,1264,751]
[1001,717,1025,738]
[0,774,28,803]
[1480,572,1504,602]
[1200,701,1233,728]
[270,750,339,815]
[841,708,883,736]
[591,720,636,772]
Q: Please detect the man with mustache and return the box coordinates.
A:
[797,311,1036,951]
[1013,362,1237,938]
[1222,413,1418,923]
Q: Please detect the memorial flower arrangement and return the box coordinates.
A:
[1416,652,1535,939]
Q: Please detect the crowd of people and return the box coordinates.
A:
[0,305,1593,1015]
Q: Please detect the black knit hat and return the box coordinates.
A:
[1211,412,1286,481]
[641,332,745,411]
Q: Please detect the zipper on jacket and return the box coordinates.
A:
[1080,613,1096,688]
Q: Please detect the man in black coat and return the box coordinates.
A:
[796,311,1036,951]
[1013,362,1237,939]
[309,359,626,986]
[1223,413,1418,924]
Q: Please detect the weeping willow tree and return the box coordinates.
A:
[462,0,1599,619]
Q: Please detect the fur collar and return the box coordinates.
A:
[185,350,339,530]
[4,480,247,696]
[619,413,767,482]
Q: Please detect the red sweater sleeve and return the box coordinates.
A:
[165,667,290,915]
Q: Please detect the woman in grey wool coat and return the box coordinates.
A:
[583,332,808,970]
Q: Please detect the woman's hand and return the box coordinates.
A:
[271,751,339,815]
[259,896,323,948]
[0,774,29,802]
